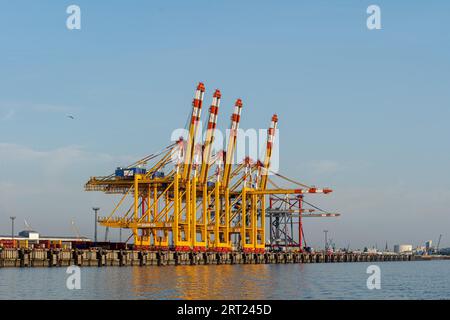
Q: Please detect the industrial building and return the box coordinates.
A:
[394,244,413,254]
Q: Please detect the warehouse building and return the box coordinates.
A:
[394,244,413,254]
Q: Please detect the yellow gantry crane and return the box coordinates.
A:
[85,82,335,252]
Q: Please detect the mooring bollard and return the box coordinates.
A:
[118,250,124,266]
[47,250,53,267]
[188,252,195,265]
[230,252,235,264]
[97,249,103,267]
[174,252,180,266]
[73,250,81,266]
[19,248,29,268]
[138,251,147,266]
[215,253,221,265]
[156,251,166,266]
[51,250,58,267]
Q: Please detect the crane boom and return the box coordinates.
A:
[104,226,109,242]
[24,219,33,231]
[182,82,205,181]
[259,114,278,190]
[199,90,221,184]
[222,99,243,188]
[437,234,442,253]
[71,219,81,240]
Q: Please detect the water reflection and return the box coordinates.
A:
[131,265,273,299]
[1,261,450,299]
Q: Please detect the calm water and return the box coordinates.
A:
[1,260,449,299]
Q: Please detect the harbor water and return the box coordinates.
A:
[1,260,449,299]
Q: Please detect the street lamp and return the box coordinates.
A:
[10,216,16,246]
[92,207,100,243]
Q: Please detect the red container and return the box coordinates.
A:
[0,240,16,248]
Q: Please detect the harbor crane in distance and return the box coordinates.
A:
[24,219,34,231]
[85,82,339,253]
[436,234,442,254]
[266,195,340,251]
[104,227,110,242]
[70,219,81,240]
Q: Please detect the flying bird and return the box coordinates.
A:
[67,115,75,119]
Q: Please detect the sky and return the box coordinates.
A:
[1,1,449,249]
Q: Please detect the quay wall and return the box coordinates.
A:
[0,248,417,268]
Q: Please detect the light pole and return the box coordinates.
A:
[92,207,100,243]
[324,230,328,252]
[10,216,16,246]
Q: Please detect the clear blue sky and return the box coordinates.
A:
[1,1,449,249]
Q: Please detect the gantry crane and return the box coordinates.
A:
[267,196,340,251]
[436,234,442,254]
[70,219,81,240]
[85,82,337,253]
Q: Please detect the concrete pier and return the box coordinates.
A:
[0,247,421,268]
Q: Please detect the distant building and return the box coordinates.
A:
[18,230,39,240]
[394,244,413,253]
[425,240,433,250]
[414,246,426,253]
[366,248,378,254]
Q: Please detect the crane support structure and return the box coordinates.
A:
[85,82,338,253]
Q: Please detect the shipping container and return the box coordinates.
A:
[115,167,147,178]
[39,240,51,249]
[151,171,165,179]
[0,240,16,248]
[18,240,28,248]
